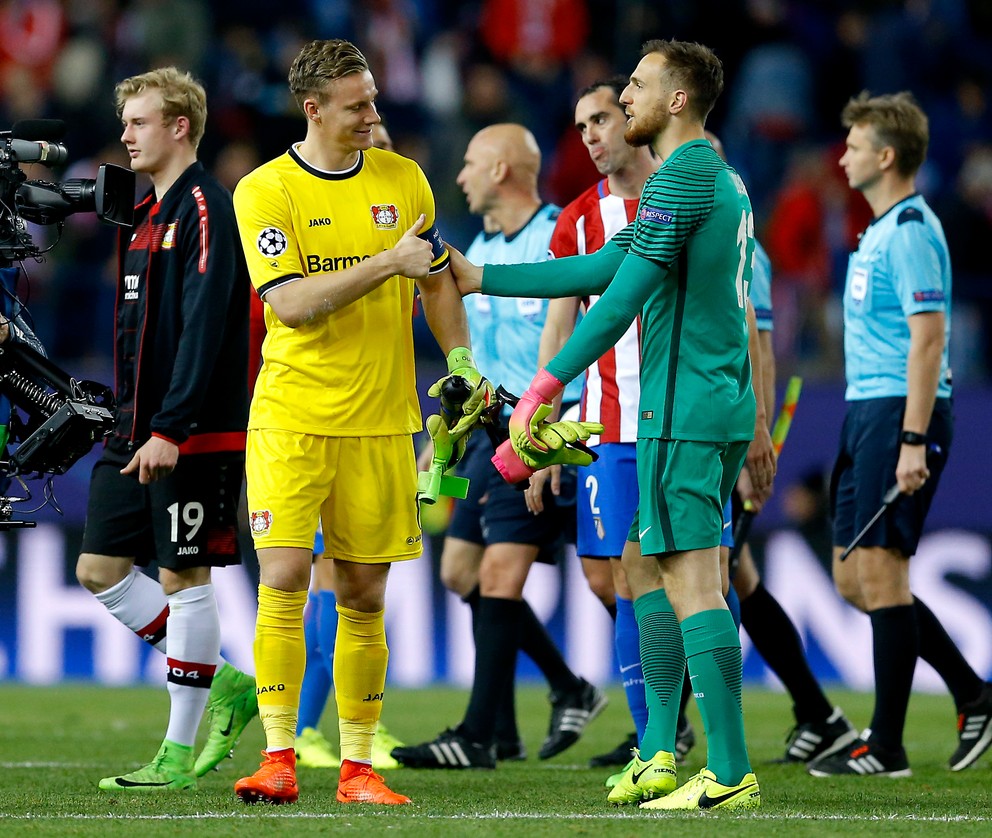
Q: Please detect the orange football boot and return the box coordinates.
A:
[337,759,412,804]
[235,749,299,804]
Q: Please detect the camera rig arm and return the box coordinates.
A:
[0,338,115,476]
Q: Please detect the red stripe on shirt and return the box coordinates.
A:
[192,185,209,274]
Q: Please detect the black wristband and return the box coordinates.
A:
[900,430,927,446]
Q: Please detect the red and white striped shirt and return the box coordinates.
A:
[549,178,640,444]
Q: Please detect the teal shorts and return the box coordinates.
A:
[628,438,749,555]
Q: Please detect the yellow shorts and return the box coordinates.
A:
[246,429,422,562]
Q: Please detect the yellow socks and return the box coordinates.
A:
[254,584,308,751]
[334,604,388,762]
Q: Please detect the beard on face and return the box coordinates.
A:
[624,107,666,147]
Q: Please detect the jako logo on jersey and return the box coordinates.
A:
[306,253,371,273]
[370,204,399,229]
[162,222,177,249]
[639,206,675,225]
[257,227,289,257]
[250,510,273,534]
[308,217,332,227]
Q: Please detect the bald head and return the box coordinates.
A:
[475,123,541,182]
[457,123,542,217]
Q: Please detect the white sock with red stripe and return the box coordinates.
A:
[164,584,221,747]
[94,567,169,653]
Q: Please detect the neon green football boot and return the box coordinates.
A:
[640,768,760,811]
[194,663,258,776]
[99,740,196,791]
[295,726,340,768]
[606,748,677,805]
[372,722,405,770]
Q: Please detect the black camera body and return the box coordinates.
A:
[0,119,134,261]
[0,119,129,527]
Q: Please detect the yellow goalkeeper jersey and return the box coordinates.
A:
[235,145,449,436]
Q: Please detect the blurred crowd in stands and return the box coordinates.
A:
[2,0,991,384]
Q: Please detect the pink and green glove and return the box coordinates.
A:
[507,368,567,458]
[493,415,604,484]
[427,347,495,441]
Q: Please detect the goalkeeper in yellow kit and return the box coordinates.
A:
[230,39,493,805]
[233,39,599,805]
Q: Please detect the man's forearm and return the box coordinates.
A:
[419,266,471,354]
[482,243,625,299]
[904,312,944,433]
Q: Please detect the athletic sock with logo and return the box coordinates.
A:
[94,567,169,653]
[739,582,833,725]
[334,604,388,763]
[255,584,308,751]
[682,608,751,786]
[634,587,684,757]
[297,592,331,732]
[868,603,918,750]
[164,584,220,747]
[615,595,647,743]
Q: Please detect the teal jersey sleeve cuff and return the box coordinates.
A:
[481,242,626,298]
[546,251,663,384]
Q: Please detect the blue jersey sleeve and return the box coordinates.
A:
[750,240,773,331]
[889,215,947,316]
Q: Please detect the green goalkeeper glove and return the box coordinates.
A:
[428,347,495,441]
[491,418,604,482]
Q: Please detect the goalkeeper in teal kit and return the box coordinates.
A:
[449,39,762,811]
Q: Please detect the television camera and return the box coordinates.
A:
[0,119,135,529]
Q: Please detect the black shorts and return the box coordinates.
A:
[81,450,245,570]
[446,431,576,562]
[830,397,952,558]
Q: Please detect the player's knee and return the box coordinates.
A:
[833,576,866,611]
[75,554,127,594]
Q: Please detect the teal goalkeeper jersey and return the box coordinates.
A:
[556,140,754,442]
[480,140,756,443]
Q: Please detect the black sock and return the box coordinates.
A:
[678,665,692,716]
[740,583,833,724]
[462,586,518,743]
[518,598,581,695]
[915,597,983,708]
[868,604,919,751]
[461,596,523,746]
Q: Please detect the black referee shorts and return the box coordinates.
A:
[81,450,244,569]
[446,431,576,563]
[830,396,952,558]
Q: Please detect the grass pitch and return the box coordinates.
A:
[1,684,990,836]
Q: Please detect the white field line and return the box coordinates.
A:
[1,812,991,823]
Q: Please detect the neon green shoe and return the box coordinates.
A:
[194,663,259,776]
[295,726,340,768]
[606,748,677,805]
[605,758,634,789]
[372,723,404,770]
[99,740,196,791]
[640,768,760,811]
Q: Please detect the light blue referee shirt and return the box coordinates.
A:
[843,193,952,401]
[464,203,582,407]
[751,240,773,332]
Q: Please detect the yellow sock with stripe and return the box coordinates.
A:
[334,604,388,763]
[254,584,308,751]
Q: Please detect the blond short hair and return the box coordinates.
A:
[115,67,207,150]
[842,91,929,177]
[288,39,370,112]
